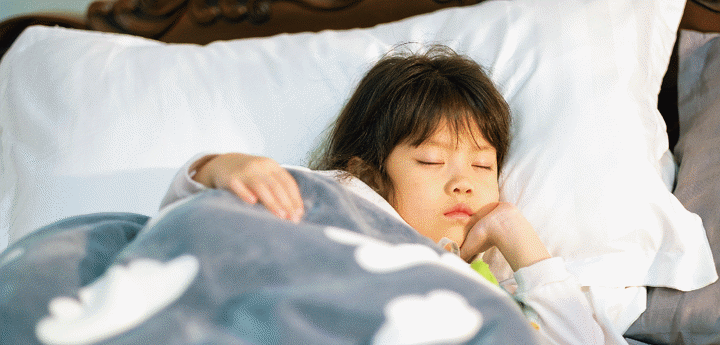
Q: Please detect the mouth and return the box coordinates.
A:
[443,203,474,220]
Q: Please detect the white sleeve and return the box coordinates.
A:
[159,153,218,210]
[512,257,608,345]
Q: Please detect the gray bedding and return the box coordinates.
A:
[624,31,720,345]
[0,169,539,344]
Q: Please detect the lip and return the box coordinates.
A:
[443,203,474,219]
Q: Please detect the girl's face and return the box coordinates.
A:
[384,122,500,246]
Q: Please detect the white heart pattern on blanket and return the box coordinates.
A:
[36,255,199,345]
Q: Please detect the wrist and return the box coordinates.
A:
[499,238,551,272]
[490,212,551,272]
[190,154,219,186]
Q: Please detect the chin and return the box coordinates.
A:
[415,223,465,247]
[443,227,467,247]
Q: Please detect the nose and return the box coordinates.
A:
[447,176,473,195]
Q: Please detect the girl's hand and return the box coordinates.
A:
[192,153,304,222]
[459,202,550,271]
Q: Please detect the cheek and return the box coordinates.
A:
[390,183,444,238]
[386,166,421,210]
[489,183,500,201]
[389,183,418,218]
[389,181,428,220]
[481,174,500,200]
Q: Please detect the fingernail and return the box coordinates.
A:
[275,209,287,219]
[291,209,304,223]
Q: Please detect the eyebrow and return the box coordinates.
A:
[422,139,495,152]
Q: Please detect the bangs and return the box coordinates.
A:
[390,73,494,151]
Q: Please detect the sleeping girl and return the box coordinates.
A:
[161,46,609,344]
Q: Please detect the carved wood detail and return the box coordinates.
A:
[189,0,360,25]
[86,0,480,40]
[88,0,188,38]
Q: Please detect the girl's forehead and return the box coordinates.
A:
[419,120,493,151]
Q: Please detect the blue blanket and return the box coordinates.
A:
[0,169,539,344]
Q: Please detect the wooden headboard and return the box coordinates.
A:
[1,0,719,149]
[0,0,482,58]
[86,0,485,44]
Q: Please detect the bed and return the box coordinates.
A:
[0,0,719,344]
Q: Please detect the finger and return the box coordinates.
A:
[275,170,304,221]
[459,243,478,262]
[228,178,258,204]
[249,180,288,219]
[459,225,490,262]
[460,243,489,262]
[264,173,297,220]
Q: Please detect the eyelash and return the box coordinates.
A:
[417,161,492,170]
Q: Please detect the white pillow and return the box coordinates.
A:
[0,0,716,292]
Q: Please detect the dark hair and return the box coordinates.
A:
[310,45,510,197]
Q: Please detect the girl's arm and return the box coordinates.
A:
[162,153,304,222]
[459,202,550,270]
[460,204,608,344]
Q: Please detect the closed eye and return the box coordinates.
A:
[417,160,443,166]
[472,164,494,171]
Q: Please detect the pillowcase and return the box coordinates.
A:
[0,0,715,295]
[625,29,720,345]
